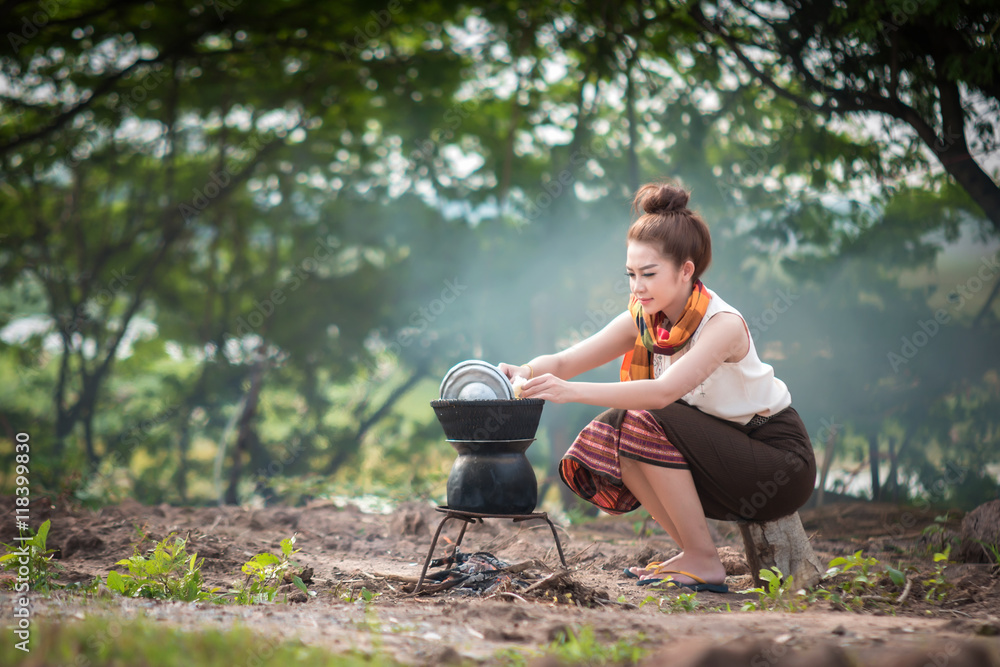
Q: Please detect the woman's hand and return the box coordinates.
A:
[497,362,531,381]
[520,374,577,404]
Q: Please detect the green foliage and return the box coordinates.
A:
[233,536,303,605]
[0,519,63,592]
[923,547,954,603]
[973,539,1000,566]
[545,626,648,666]
[639,590,700,613]
[105,533,221,602]
[741,567,803,612]
[0,615,403,666]
[825,550,881,594]
[811,550,913,610]
[497,625,648,666]
[632,511,655,538]
[561,504,600,526]
[921,513,954,554]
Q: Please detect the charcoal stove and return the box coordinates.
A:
[414,366,566,593]
[413,507,566,594]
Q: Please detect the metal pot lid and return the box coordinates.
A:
[439,360,514,400]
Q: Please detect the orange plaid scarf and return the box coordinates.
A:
[620,281,712,381]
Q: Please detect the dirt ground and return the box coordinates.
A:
[2,495,1000,665]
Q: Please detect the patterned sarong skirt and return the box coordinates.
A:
[558,401,816,522]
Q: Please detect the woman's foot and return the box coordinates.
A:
[637,552,726,586]
[626,550,683,578]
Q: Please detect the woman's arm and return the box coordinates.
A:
[499,311,637,381]
[521,312,749,409]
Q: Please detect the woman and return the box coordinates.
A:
[499,182,816,593]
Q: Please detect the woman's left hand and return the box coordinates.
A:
[520,374,577,404]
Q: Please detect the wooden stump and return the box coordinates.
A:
[738,512,823,590]
[958,499,1000,563]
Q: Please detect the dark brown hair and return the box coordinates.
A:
[627,182,712,281]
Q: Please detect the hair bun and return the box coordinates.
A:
[634,183,689,216]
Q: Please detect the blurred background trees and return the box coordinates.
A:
[1,0,997,510]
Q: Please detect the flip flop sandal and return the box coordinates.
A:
[623,560,665,579]
[635,569,729,594]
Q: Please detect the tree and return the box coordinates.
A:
[686,0,1000,232]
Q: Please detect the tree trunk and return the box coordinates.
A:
[324,365,428,476]
[625,57,640,194]
[224,360,266,505]
[886,431,901,502]
[868,434,881,502]
[738,513,823,589]
[547,413,580,511]
[815,424,839,507]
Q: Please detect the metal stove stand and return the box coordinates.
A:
[414,506,567,594]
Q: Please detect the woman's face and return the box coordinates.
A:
[626,241,693,318]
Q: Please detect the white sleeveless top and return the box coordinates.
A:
[652,287,791,425]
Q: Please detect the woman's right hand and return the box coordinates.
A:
[497,362,531,381]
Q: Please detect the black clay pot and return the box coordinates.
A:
[431,399,544,441]
[446,439,538,514]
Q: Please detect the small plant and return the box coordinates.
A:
[639,591,699,613]
[562,504,596,526]
[805,551,917,611]
[0,519,64,592]
[494,625,654,665]
[671,591,700,612]
[741,567,803,612]
[105,532,221,602]
[545,625,648,665]
[922,546,953,603]
[921,513,953,554]
[233,536,306,605]
[972,539,1000,566]
[632,511,654,538]
[495,647,528,667]
[825,550,880,592]
[331,582,381,605]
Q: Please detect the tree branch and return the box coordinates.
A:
[0,57,164,156]
[686,4,827,114]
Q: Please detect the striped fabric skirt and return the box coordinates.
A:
[558,401,816,522]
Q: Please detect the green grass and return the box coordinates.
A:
[1,615,405,666]
[497,625,648,666]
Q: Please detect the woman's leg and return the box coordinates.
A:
[620,456,684,576]
[621,457,726,585]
